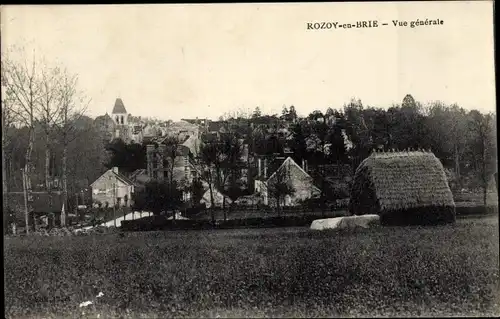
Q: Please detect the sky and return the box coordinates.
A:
[1,2,496,121]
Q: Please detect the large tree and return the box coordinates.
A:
[1,89,18,229]
[199,132,243,221]
[104,139,147,173]
[267,165,295,216]
[53,68,90,226]
[467,111,497,206]
[37,65,63,191]
[218,134,243,219]
[252,106,262,118]
[163,135,183,220]
[426,102,470,186]
[2,48,44,232]
[133,180,182,216]
[200,142,218,223]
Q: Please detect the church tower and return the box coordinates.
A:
[112,98,128,126]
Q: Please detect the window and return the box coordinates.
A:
[94,188,107,195]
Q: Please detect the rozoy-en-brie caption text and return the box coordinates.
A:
[306,19,444,30]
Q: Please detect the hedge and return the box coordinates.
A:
[121,205,497,232]
[121,213,348,231]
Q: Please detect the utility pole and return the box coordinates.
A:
[108,175,117,227]
[113,182,117,227]
[2,107,10,234]
[21,168,29,235]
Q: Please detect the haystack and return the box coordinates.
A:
[349,151,456,225]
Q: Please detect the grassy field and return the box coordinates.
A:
[4,216,499,318]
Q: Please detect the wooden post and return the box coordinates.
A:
[2,107,10,235]
[22,168,29,235]
[113,183,117,227]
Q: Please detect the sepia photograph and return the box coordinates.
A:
[2,2,498,318]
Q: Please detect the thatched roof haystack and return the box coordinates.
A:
[349,151,456,225]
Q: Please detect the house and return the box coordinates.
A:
[254,156,321,207]
[90,167,136,208]
[5,191,65,227]
[181,118,207,126]
[129,169,150,190]
[181,134,201,158]
[146,141,199,189]
[143,124,160,138]
[349,150,456,225]
[207,121,228,137]
[130,125,144,144]
[165,120,200,140]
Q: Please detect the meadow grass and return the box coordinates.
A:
[4,217,499,318]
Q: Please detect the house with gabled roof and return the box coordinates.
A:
[254,156,321,207]
[6,191,65,227]
[128,169,150,190]
[90,167,137,208]
[207,121,228,137]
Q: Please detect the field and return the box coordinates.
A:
[4,216,500,318]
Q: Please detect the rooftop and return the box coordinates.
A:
[112,98,127,114]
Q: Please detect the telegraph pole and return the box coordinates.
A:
[21,168,29,235]
[113,182,117,227]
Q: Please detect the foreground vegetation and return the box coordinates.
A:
[4,217,499,318]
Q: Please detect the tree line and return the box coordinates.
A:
[2,46,496,221]
[2,48,103,225]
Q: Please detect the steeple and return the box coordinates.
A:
[112,98,127,114]
[112,98,128,125]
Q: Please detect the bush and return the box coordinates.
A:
[380,206,456,226]
[456,205,498,216]
[121,212,350,231]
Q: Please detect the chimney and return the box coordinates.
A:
[112,167,119,174]
[302,159,305,170]
[258,158,262,178]
[263,158,268,179]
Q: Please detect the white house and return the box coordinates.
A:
[254,156,321,207]
[90,167,136,207]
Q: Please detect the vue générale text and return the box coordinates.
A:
[306,19,444,30]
